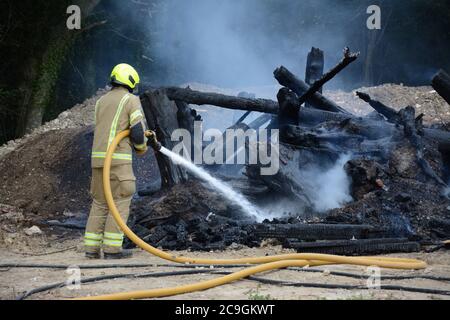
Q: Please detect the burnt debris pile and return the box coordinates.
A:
[124,48,450,253]
[2,48,449,255]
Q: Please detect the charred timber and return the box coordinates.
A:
[274,66,351,114]
[432,69,450,105]
[140,89,188,187]
[166,87,279,114]
[356,91,399,123]
[162,87,450,152]
[284,238,420,255]
[253,223,376,241]
[298,47,359,106]
[398,106,448,188]
[305,47,324,108]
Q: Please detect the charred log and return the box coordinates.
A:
[298,47,359,106]
[163,87,450,152]
[305,47,324,108]
[356,91,399,123]
[175,100,201,134]
[432,69,450,105]
[166,87,279,114]
[277,87,299,127]
[398,106,447,188]
[140,89,188,188]
[305,48,324,90]
[253,223,375,241]
[284,238,420,255]
[274,66,350,114]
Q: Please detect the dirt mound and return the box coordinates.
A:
[0,127,93,217]
[326,84,450,126]
[0,86,160,223]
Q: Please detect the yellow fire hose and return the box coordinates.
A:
[77,130,427,300]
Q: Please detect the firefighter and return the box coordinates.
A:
[84,63,149,259]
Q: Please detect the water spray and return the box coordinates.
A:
[147,130,265,221]
[159,146,264,221]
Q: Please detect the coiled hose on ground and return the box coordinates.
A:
[76,130,427,300]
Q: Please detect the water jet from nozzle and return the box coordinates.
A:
[158,146,265,221]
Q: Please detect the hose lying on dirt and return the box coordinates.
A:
[75,130,428,300]
[17,268,450,300]
[3,263,450,282]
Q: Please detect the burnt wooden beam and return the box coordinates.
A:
[305,47,324,108]
[284,238,420,255]
[166,87,279,114]
[432,69,450,105]
[356,91,399,123]
[398,106,448,188]
[299,47,359,106]
[253,223,375,241]
[274,65,351,114]
[277,88,300,127]
[140,89,188,188]
[160,87,450,152]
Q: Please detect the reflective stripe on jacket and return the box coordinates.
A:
[91,86,146,168]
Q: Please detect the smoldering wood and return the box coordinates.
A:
[162,87,450,152]
[245,142,340,205]
[356,91,399,123]
[432,69,450,105]
[174,100,203,162]
[140,89,188,188]
[277,87,300,127]
[305,47,324,90]
[274,66,351,114]
[175,100,201,134]
[305,47,324,108]
[284,238,420,255]
[280,124,391,159]
[253,223,376,241]
[298,47,359,106]
[166,87,279,114]
[354,91,450,154]
[398,106,448,188]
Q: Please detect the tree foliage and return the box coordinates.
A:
[0,0,449,145]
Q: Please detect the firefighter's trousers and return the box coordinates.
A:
[84,164,135,254]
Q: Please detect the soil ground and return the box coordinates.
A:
[0,238,449,300]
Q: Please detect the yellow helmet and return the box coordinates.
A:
[110,63,140,90]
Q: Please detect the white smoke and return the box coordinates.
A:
[148,0,347,88]
[300,154,353,212]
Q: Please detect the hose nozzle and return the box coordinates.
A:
[145,130,162,151]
